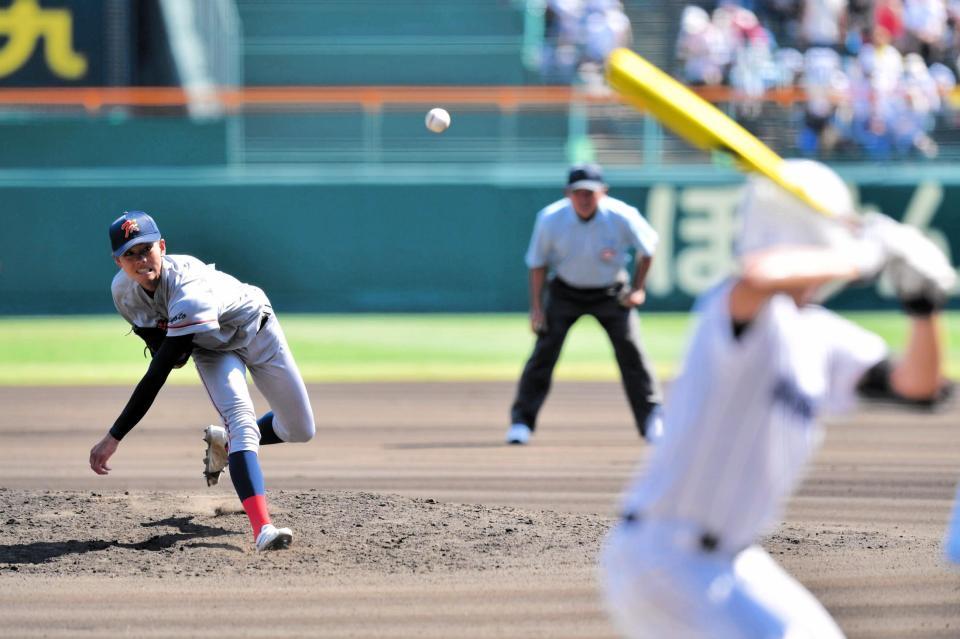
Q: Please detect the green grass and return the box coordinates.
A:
[0,312,958,385]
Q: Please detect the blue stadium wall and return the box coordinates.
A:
[1,161,958,315]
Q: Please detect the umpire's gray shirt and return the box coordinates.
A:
[525,195,658,288]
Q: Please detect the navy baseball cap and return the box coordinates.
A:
[110,211,161,257]
[566,164,606,191]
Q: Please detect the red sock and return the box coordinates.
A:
[241,494,271,539]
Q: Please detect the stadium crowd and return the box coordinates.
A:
[676,0,960,159]
[540,0,634,85]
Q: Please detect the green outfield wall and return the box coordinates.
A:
[1,165,958,314]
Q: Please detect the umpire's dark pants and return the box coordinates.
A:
[510,278,662,437]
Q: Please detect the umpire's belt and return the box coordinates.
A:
[622,512,722,554]
[551,277,623,304]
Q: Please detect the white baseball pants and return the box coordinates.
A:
[600,519,845,639]
[192,313,315,453]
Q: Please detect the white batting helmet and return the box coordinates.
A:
[735,159,858,257]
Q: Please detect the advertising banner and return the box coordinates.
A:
[0,0,132,86]
[621,181,958,310]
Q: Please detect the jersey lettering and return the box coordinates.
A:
[771,377,815,422]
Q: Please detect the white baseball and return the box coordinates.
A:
[425,108,451,133]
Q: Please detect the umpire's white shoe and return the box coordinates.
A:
[256,524,293,552]
[506,423,531,445]
[643,407,664,444]
[202,425,229,487]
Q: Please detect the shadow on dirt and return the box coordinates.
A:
[0,515,240,564]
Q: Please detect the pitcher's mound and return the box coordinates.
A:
[0,488,611,579]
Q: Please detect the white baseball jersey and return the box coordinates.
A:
[112,255,267,351]
[525,195,658,288]
[619,280,887,552]
[113,254,314,452]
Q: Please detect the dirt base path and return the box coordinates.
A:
[1,382,958,638]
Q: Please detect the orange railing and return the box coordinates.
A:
[0,85,812,112]
[0,86,585,112]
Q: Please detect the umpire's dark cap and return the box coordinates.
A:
[566,164,606,191]
[110,211,162,257]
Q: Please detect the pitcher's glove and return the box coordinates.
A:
[132,326,192,368]
[862,213,956,315]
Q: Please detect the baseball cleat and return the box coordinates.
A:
[643,406,664,444]
[202,425,229,486]
[256,524,293,552]
[506,423,531,445]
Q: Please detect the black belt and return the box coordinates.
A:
[552,277,622,295]
[551,277,624,304]
[621,512,721,553]
[258,312,270,333]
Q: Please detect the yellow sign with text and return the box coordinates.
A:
[0,0,87,79]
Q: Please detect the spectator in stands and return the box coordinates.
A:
[577,0,633,91]
[804,44,843,85]
[893,87,941,156]
[674,0,952,160]
[842,0,872,53]
[797,95,840,155]
[542,0,584,84]
[799,0,848,50]
[904,50,943,112]
[856,113,895,159]
[947,2,960,63]
[774,45,806,85]
[677,5,727,85]
[892,53,942,156]
[712,2,747,63]
[875,0,907,44]
[846,52,877,132]
[931,60,958,87]
[797,47,847,154]
[729,8,780,116]
[852,26,907,158]
[861,24,905,96]
[757,0,801,45]
[846,0,874,37]
[902,0,949,64]
[580,0,632,65]
[929,60,957,114]
[540,0,632,88]
[672,4,730,81]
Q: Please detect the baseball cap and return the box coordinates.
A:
[566,164,606,191]
[110,211,162,257]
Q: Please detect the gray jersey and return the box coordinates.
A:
[620,280,887,552]
[525,195,658,288]
[112,254,268,352]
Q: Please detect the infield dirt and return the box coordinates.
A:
[1,382,959,638]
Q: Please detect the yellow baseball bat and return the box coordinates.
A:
[605,47,837,218]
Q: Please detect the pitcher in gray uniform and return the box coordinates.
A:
[507,164,662,445]
[88,211,316,552]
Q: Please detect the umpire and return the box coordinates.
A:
[507,164,663,445]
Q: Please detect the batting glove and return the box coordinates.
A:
[862,213,957,315]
